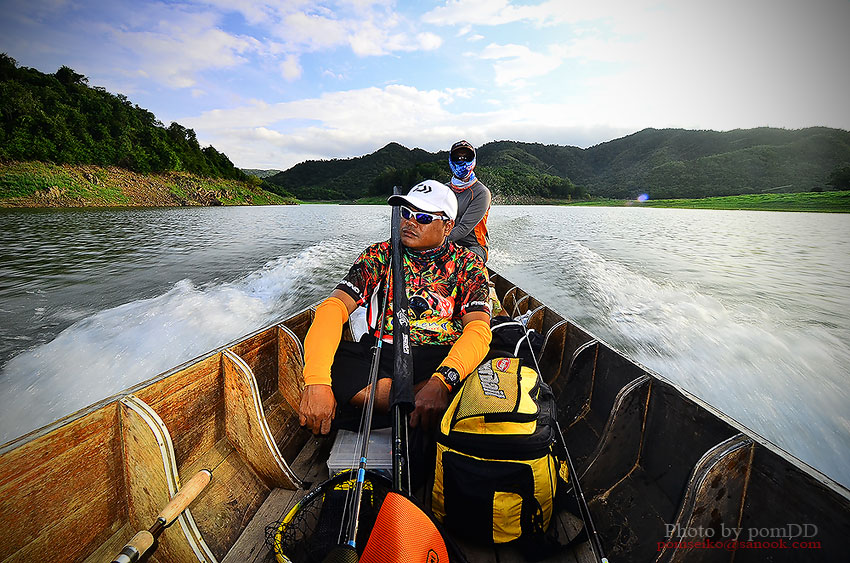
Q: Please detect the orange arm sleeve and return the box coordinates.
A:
[302,297,349,386]
[433,319,492,388]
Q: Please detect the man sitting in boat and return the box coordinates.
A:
[298,180,492,435]
[447,140,491,263]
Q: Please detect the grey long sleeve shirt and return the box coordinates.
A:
[448,179,491,262]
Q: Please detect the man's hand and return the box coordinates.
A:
[410,376,449,430]
[299,384,336,435]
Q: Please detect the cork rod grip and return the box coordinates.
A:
[110,531,154,563]
[159,469,212,525]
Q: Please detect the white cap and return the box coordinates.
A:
[387,180,458,221]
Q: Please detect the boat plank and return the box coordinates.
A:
[136,353,225,470]
[222,351,300,489]
[230,328,279,401]
[276,325,305,411]
[82,523,134,563]
[120,396,213,563]
[264,391,311,464]
[189,444,270,561]
[221,487,294,563]
[0,403,124,561]
[539,320,568,384]
[281,309,314,346]
[1,487,124,563]
[223,435,332,563]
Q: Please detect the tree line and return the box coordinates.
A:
[0,54,248,182]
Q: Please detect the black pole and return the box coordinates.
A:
[390,185,415,495]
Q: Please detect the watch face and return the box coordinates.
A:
[442,367,460,387]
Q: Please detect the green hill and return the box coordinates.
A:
[267,142,439,200]
[574,127,850,198]
[266,128,850,201]
[0,53,292,201]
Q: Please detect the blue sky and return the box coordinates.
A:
[2,0,849,169]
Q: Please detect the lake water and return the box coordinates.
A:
[1,205,849,489]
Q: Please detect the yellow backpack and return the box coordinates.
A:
[432,357,569,546]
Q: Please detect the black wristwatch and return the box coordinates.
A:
[436,366,461,391]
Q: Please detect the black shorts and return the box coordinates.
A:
[330,335,451,406]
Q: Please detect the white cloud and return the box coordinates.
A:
[416,32,444,51]
[423,0,554,27]
[279,55,302,81]
[182,83,635,168]
[322,69,346,80]
[202,1,442,60]
[283,11,349,51]
[107,10,258,88]
[479,43,564,86]
[423,0,655,28]
[81,1,446,92]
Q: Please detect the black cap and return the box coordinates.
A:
[450,140,475,159]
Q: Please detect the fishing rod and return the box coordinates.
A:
[358,186,451,563]
[111,469,212,563]
[321,260,392,563]
[389,187,414,495]
[516,311,609,563]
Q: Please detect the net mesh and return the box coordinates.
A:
[454,359,522,419]
[265,470,393,563]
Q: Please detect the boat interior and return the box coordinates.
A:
[0,272,848,562]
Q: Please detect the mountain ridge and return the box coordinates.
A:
[267,127,850,201]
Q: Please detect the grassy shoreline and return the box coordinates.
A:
[318,191,850,213]
[562,191,850,212]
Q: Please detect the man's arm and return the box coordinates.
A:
[298,289,358,434]
[410,311,492,429]
[448,187,491,241]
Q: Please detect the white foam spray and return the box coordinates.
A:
[0,241,346,445]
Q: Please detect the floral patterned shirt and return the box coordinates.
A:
[336,240,490,345]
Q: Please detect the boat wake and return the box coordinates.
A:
[573,241,850,487]
[493,239,850,489]
[0,242,346,446]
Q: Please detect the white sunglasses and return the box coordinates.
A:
[400,205,448,225]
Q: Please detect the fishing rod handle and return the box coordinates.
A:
[111,531,154,563]
[159,469,212,525]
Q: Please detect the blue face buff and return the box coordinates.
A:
[449,154,476,180]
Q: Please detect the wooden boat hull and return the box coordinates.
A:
[1,271,848,562]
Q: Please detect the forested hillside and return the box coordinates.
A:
[572,127,850,198]
[268,142,439,200]
[242,168,282,179]
[0,54,271,188]
[267,128,850,201]
[268,142,587,202]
